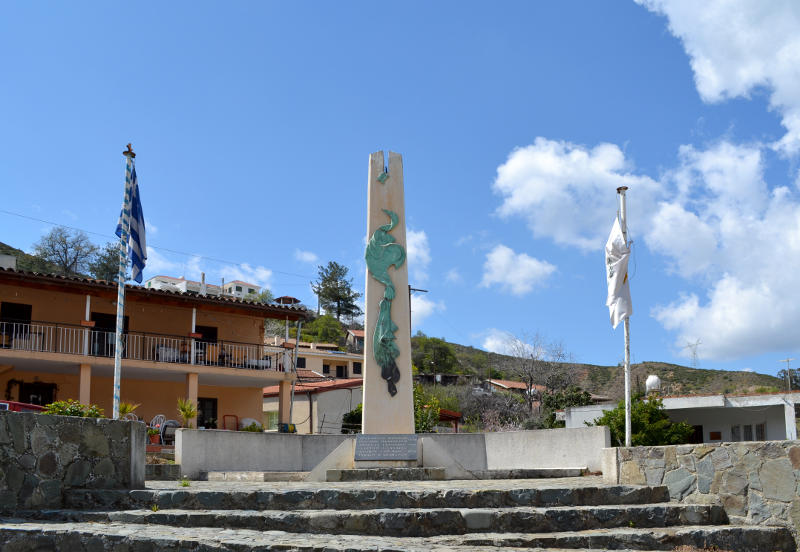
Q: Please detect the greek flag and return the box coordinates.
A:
[115,167,147,283]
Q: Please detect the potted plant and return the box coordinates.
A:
[147,427,161,444]
[176,397,198,429]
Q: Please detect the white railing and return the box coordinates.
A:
[0,320,286,372]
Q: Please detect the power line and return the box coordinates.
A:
[0,208,314,280]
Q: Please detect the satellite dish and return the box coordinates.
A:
[646,374,662,395]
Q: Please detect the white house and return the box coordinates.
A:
[263,378,362,434]
[564,390,800,443]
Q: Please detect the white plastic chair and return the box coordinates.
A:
[150,414,166,428]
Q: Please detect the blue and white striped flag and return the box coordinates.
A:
[115,167,147,283]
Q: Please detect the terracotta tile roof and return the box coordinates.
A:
[488,378,546,392]
[348,329,365,338]
[0,267,308,320]
[263,378,362,397]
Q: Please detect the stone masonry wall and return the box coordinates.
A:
[607,441,800,533]
[0,411,145,511]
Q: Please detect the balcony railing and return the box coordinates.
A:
[0,320,287,372]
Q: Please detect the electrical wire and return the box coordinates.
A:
[0,208,315,280]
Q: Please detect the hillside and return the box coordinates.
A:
[0,241,61,273]
[442,341,783,399]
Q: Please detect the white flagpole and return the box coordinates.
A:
[617,186,632,447]
[113,144,135,419]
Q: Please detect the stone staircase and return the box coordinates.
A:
[0,478,795,551]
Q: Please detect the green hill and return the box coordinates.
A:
[0,241,61,273]
[438,340,784,399]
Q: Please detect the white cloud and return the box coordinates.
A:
[406,229,431,283]
[636,0,800,154]
[294,249,318,264]
[480,328,513,355]
[145,219,158,235]
[220,263,273,290]
[444,268,462,284]
[645,141,800,360]
[143,247,180,276]
[410,293,445,328]
[493,137,661,251]
[481,244,556,296]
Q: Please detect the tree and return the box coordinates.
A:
[311,261,362,321]
[33,227,97,276]
[540,386,593,428]
[411,335,459,374]
[504,332,576,413]
[414,384,440,433]
[305,314,344,344]
[591,396,694,447]
[244,289,275,303]
[88,242,120,282]
[777,369,800,390]
[341,403,362,434]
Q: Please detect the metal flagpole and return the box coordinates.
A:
[617,186,632,447]
[113,144,136,419]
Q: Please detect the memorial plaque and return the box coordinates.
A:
[354,434,418,461]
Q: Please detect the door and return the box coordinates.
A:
[336,365,347,378]
[19,382,56,406]
[91,312,128,357]
[197,397,218,429]
[0,302,32,348]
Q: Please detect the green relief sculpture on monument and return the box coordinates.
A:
[365,208,406,396]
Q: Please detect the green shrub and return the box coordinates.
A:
[590,396,694,447]
[43,399,104,418]
[240,422,263,432]
[341,403,362,434]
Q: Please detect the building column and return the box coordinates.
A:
[185,372,198,411]
[79,363,91,405]
[785,401,797,440]
[278,380,292,425]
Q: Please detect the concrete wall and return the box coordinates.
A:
[176,426,610,478]
[484,426,610,470]
[176,430,353,478]
[605,441,800,541]
[0,411,145,511]
[263,386,362,434]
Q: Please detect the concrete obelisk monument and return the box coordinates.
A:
[362,151,414,434]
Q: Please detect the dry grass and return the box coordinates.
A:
[145,453,173,465]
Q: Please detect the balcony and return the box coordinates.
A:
[0,320,287,372]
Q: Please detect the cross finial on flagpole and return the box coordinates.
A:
[123,143,136,158]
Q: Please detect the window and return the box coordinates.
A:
[195,326,218,343]
[264,411,279,430]
[236,285,242,292]
[248,288,255,294]
[353,362,362,375]
[756,423,766,441]
[296,357,306,369]
[336,365,346,378]
[322,364,330,374]
[743,424,754,441]
[731,425,741,442]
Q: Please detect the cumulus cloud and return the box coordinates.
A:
[636,0,800,154]
[410,293,445,328]
[294,249,318,264]
[648,141,800,360]
[493,138,661,251]
[480,328,514,355]
[220,263,273,290]
[143,247,180,277]
[481,244,556,295]
[407,229,431,283]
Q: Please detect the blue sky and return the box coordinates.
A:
[2,1,799,377]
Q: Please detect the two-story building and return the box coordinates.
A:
[0,268,306,428]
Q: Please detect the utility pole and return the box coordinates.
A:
[408,285,428,333]
[779,358,795,390]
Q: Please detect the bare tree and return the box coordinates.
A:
[505,332,576,413]
[33,227,97,276]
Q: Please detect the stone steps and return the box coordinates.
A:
[0,520,794,551]
[64,483,670,511]
[25,502,726,537]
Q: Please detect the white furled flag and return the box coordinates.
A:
[115,167,147,283]
[605,216,632,329]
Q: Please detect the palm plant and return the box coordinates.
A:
[176,397,198,428]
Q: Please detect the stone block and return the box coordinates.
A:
[720,470,748,496]
[761,458,794,502]
[694,444,714,458]
[80,424,109,457]
[664,467,696,500]
[37,452,59,478]
[65,460,91,488]
[678,454,696,472]
[711,448,732,470]
[788,446,800,469]
[748,491,770,524]
[696,456,714,494]
[664,447,678,471]
[644,466,665,486]
[722,493,747,516]
[619,461,645,485]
